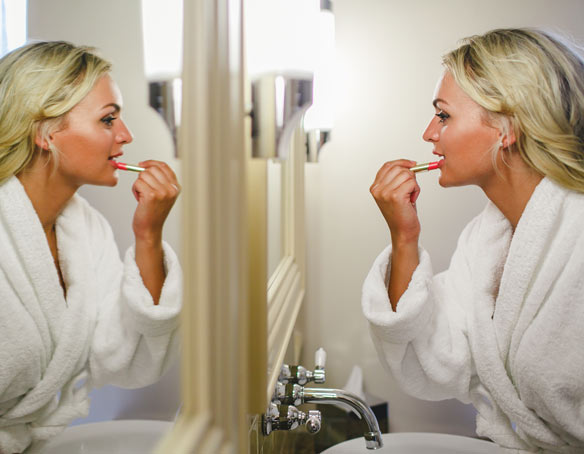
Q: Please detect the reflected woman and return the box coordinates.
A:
[363,28,584,451]
[0,41,182,453]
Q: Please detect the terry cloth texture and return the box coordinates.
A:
[0,177,182,454]
[362,178,584,453]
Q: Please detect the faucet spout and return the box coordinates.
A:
[301,387,383,450]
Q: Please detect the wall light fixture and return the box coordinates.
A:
[303,0,335,162]
[246,0,334,161]
[141,0,183,153]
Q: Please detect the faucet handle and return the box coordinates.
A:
[278,348,327,385]
[262,403,280,435]
[272,382,302,406]
[262,403,322,435]
[305,410,322,434]
[315,347,327,369]
[278,364,309,385]
[313,347,326,384]
[278,364,292,383]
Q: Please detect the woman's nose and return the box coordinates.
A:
[422,117,439,143]
[117,119,134,144]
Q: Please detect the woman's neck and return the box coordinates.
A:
[16,155,77,233]
[481,155,543,231]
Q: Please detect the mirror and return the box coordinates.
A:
[25,0,182,428]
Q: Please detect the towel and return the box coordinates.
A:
[362,178,584,453]
[0,176,182,453]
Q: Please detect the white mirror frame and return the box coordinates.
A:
[265,127,306,403]
[156,0,252,452]
[157,1,307,452]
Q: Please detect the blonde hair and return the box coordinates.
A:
[0,41,111,184]
[443,28,584,192]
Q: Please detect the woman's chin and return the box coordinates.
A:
[99,174,119,187]
[438,174,450,187]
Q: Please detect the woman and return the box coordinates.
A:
[0,41,182,453]
[363,28,584,452]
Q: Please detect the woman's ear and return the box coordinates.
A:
[498,118,517,149]
[34,126,55,151]
[34,134,49,150]
[501,130,516,149]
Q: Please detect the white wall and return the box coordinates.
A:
[27,0,181,423]
[301,0,584,435]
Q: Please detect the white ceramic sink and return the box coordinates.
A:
[43,420,172,454]
[321,432,502,453]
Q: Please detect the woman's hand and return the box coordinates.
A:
[131,160,180,242]
[370,159,421,310]
[131,160,180,304]
[370,159,421,244]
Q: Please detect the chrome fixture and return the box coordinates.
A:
[141,0,183,156]
[302,387,383,450]
[306,129,331,163]
[149,78,181,153]
[279,347,326,385]
[262,402,322,436]
[264,348,384,450]
[321,0,333,11]
[272,382,383,450]
[303,0,335,162]
[251,74,313,160]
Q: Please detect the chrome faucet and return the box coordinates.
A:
[268,348,384,450]
[302,387,383,450]
[273,382,383,450]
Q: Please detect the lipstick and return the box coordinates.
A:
[114,162,145,172]
[410,161,442,173]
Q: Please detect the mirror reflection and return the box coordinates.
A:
[267,159,283,279]
[0,1,183,453]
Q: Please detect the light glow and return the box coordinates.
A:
[303,8,335,131]
[245,0,319,78]
[0,0,27,57]
[141,0,183,80]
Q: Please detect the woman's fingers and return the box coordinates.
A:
[131,160,180,240]
[139,160,178,181]
[138,160,181,191]
[370,159,421,241]
[372,159,416,188]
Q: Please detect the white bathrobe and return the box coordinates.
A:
[0,177,182,454]
[362,178,584,453]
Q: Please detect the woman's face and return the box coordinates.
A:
[50,74,133,188]
[423,71,500,189]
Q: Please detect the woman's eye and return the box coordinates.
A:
[435,112,449,123]
[101,115,116,126]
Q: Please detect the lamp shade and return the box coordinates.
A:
[303,6,335,131]
[245,0,320,79]
[141,0,183,81]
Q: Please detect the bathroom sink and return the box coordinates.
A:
[43,420,172,454]
[321,432,502,453]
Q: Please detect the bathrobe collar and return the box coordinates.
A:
[470,177,566,447]
[0,176,94,421]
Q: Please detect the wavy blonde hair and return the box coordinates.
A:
[443,28,584,192]
[0,41,111,184]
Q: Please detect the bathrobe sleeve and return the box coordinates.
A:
[79,200,182,389]
[362,213,487,404]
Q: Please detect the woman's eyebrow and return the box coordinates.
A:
[432,98,448,109]
[102,103,121,112]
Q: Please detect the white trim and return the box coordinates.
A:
[265,124,307,404]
